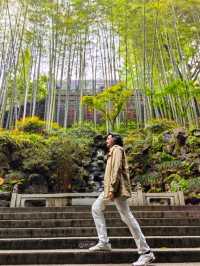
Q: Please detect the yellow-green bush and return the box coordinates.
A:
[0,128,91,193]
[16,116,60,134]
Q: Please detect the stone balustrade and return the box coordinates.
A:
[10,189,185,207]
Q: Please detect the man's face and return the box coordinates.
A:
[106,134,114,148]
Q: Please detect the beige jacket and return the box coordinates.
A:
[104,145,132,200]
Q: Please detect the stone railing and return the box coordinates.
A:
[10,189,185,207]
[129,189,185,206]
[10,192,100,207]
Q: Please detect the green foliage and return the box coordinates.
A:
[2,0,200,131]
[126,138,147,154]
[166,173,182,183]
[71,121,137,137]
[125,119,200,194]
[66,123,96,139]
[48,138,83,191]
[153,80,195,98]
[170,178,189,192]
[160,152,175,162]
[82,82,132,130]
[17,116,45,134]
[97,0,200,127]
[157,160,182,172]
[150,135,164,152]
[187,177,200,193]
[7,45,47,107]
[0,171,25,192]
[114,121,137,136]
[0,127,91,192]
[53,122,96,150]
[187,136,200,147]
[17,116,60,134]
[1,117,200,197]
[33,75,48,101]
[124,130,144,146]
[136,172,159,186]
[152,80,200,120]
[22,144,50,173]
[145,119,178,134]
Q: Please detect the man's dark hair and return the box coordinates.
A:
[107,132,123,147]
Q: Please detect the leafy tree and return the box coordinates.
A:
[82,82,132,131]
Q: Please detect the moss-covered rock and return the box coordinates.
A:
[144,119,178,135]
[125,120,200,199]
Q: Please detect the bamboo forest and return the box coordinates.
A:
[0,0,199,129]
[0,0,200,202]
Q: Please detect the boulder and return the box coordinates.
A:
[173,128,188,146]
[24,174,48,193]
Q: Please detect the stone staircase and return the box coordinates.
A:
[0,206,199,265]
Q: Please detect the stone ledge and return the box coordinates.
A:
[5,264,200,266]
[10,190,185,208]
[0,248,200,264]
[5,262,200,266]
[10,192,100,208]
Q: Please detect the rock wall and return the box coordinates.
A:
[87,135,107,192]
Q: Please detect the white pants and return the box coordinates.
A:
[92,192,150,254]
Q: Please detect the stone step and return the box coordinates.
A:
[2,206,200,212]
[0,211,199,220]
[0,218,199,228]
[0,226,199,238]
[4,264,200,266]
[0,248,199,264]
[0,236,199,250]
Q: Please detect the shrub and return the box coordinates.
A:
[0,128,91,193]
[145,119,178,134]
[187,177,200,193]
[170,178,189,192]
[17,116,45,133]
[0,171,25,192]
[16,116,60,134]
[46,135,92,192]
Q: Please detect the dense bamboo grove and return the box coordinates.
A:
[0,0,199,130]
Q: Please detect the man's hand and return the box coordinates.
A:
[108,191,114,201]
